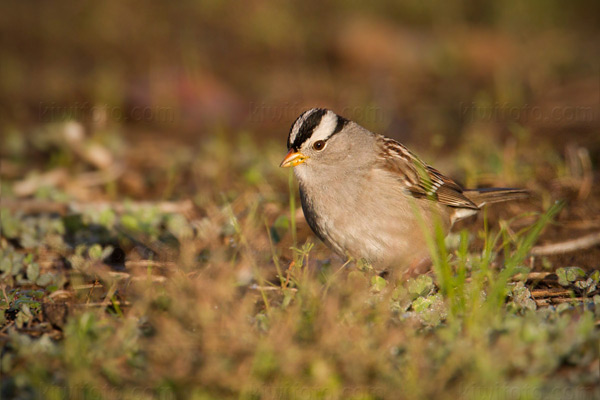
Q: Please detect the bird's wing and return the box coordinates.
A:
[376,136,479,209]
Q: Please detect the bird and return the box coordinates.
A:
[280,108,528,273]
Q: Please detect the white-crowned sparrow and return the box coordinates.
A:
[280,108,528,270]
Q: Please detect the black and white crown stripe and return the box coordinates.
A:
[288,108,349,150]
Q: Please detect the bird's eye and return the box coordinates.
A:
[312,140,325,151]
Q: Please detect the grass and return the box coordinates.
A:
[1,124,598,400]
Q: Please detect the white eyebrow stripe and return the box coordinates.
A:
[288,108,317,146]
[310,111,338,142]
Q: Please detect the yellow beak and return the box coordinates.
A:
[280,149,308,168]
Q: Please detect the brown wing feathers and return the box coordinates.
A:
[377,136,530,211]
[378,137,479,210]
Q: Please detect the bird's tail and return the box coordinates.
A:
[463,188,530,208]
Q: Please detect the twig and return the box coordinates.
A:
[101,283,118,306]
[69,200,194,215]
[530,232,600,256]
[124,260,177,269]
[1,199,194,216]
[129,275,167,283]
[511,272,554,281]
[284,260,295,288]
[49,290,74,299]
[530,289,571,298]
[248,284,297,292]
[0,199,69,215]
[535,297,595,307]
[107,271,167,282]
[548,297,595,304]
[71,284,101,290]
[526,272,554,280]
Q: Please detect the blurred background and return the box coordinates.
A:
[1,0,598,145]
